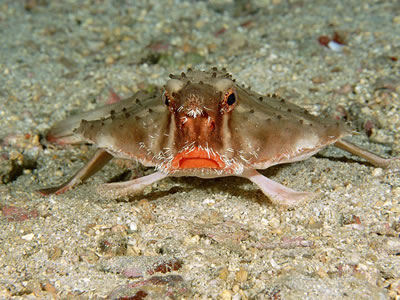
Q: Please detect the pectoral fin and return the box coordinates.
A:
[241,169,314,207]
[334,139,399,168]
[38,149,113,195]
[96,171,168,198]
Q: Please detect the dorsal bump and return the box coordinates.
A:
[166,79,184,93]
[214,78,233,92]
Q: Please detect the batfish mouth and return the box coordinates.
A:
[171,147,225,170]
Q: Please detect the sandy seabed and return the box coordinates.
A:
[0,1,399,299]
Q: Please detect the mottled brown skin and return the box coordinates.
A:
[76,70,349,175]
[39,68,398,206]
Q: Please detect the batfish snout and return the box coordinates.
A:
[179,111,216,142]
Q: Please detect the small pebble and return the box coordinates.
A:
[220,290,232,300]
[371,168,383,176]
[44,282,57,294]
[129,221,138,231]
[235,267,248,283]
[389,278,400,294]
[54,170,64,177]
[232,285,240,293]
[391,187,400,196]
[219,267,229,281]
[270,258,280,270]
[328,40,344,52]
[269,217,280,229]
[202,198,215,205]
[105,56,115,64]
[316,269,329,278]
[21,233,34,241]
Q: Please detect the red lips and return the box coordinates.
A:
[171,147,225,170]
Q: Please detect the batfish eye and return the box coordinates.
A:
[220,88,237,113]
[227,93,236,105]
[163,93,170,106]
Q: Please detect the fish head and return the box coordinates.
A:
[162,73,239,174]
[76,69,350,178]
